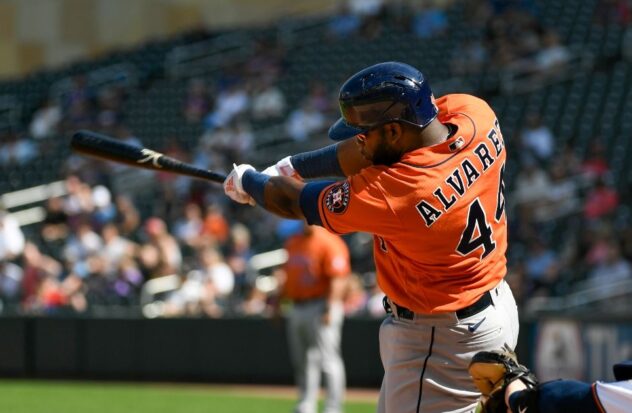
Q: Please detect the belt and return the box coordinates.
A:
[383,290,493,321]
[293,297,326,306]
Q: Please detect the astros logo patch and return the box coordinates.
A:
[325,181,350,214]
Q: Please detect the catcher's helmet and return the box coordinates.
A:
[328,61,438,141]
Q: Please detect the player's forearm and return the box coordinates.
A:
[328,276,348,304]
[264,176,305,218]
[242,170,305,218]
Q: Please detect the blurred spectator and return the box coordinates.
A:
[306,81,335,114]
[137,244,166,280]
[201,204,230,246]
[580,140,611,182]
[558,143,582,177]
[36,275,68,314]
[62,272,87,312]
[203,82,250,130]
[583,177,620,221]
[164,250,235,318]
[196,125,234,170]
[182,78,212,123]
[587,240,632,290]
[0,130,38,166]
[142,217,182,277]
[0,261,24,309]
[91,185,117,231]
[451,39,488,75]
[251,76,286,120]
[512,157,552,211]
[63,221,103,264]
[114,194,141,238]
[520,113,555,162]
[61,74,94,112]
[174,202,205,251]
[230,121,254,162]
[101,223,136,276]
[327,2,362,38]
[41,196,69,244]
[111,256,143,305]
[21,242,63,312]
[155,140,193,220]
[29,98,62,140]
[63,175,95,229]
[410,2,448,38]
[226,223,253,297]
[286,99,327,141]
[523,237,560,296]
[163,270,206,317]
[539,162,580,220]
[583,224,615,267]
[240,283,272,316]
[96,86,126,134]
[243,38,286,79]
[198,247,235,300]
[0,209,25,261]
[535,30,571,74]
[62,100,95,132]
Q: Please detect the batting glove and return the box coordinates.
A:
[224,163,256,206]
[261,156,302,180]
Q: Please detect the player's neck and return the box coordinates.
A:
[409,120,451,150]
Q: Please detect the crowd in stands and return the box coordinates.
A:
[1,0,632,318]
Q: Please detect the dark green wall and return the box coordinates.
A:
[0,317,384,386]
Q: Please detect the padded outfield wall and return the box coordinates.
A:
[0,316,627,385]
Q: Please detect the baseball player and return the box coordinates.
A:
[224,61,518,413]
[468,350,632,413]
[277,221,351,413]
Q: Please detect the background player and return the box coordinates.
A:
[224,61,519,413]
[275,220,351,413]
[468,350,632,413]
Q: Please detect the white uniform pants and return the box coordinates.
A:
[287,299,346,413]
[595,380,632,412]
[377,280,519,413]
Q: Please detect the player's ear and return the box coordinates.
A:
[383,122,403,143]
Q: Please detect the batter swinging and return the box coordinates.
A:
[224,62,519,413]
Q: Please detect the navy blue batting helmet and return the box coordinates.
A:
[328,62,438,141]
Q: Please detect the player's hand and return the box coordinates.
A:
[224,163,256,206]
[261,156,302,180]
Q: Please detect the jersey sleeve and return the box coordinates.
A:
[314,172,400,236]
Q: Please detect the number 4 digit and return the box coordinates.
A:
[456,199,496,259]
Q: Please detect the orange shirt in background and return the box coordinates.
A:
[282,226,351,301]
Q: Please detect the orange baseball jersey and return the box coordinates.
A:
[282,226,351,301]
[312,94,507,313]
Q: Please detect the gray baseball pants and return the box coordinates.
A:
[377,280,519,413]
[287,298,346,413]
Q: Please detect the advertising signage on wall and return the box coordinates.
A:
[535,319,632,382]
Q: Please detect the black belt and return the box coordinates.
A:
[383,290,493,320]
[293,297,325,306]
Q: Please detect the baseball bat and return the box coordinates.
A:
[70,130,226,184]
